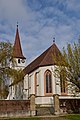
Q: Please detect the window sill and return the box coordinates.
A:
[45,93,53,96]
[61,93,68,96]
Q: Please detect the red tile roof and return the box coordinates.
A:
[13,25,26,59]
[23,43,62,75]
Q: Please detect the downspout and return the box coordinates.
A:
[28,74,29,99]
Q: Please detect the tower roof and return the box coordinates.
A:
[23,43,62,74]
[13,25,26,59]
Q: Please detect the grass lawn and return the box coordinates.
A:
[65,114,80,120]
[1,114,80,120]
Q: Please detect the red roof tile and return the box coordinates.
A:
[23,43,62,74]
[13,25,26,59]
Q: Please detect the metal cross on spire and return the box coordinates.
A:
[53,37,55,43]
[17,22,18,28]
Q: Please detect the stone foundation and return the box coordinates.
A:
[53,94,60,115]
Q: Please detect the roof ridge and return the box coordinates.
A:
[39,45,53,66]
[23,44,59,74]
[28,45,51,65]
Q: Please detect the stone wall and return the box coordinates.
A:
[0,100,30,117]
[60,99,80,114]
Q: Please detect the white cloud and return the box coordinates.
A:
[0,0,80,64]
[0,0,26,19]
[65,0,80,12]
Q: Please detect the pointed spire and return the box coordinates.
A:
[13,23,26,59]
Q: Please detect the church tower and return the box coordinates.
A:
[13,24,26,69]
[7,24,26,100]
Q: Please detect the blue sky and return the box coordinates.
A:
[0,0,80,64]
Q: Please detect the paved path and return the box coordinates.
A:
[37,115,69,120]
[0,115,69,120]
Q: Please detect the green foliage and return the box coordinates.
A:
[54,43,80,91]
[0,42,13,98]
[0,41,24,98]
[9,69,24,86]
[0,85,9,99]
[0,42,12,63]
[65,114,80,120]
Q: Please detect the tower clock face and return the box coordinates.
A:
[21,59,25,63]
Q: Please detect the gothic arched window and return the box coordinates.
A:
[35,73,37,95]
[44,70,52,94]
[60,70,67,94]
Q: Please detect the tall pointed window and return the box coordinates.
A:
[60,70,67,94]
[60,75,65,93]
[44,70,52,94]
[35,72,39,96]
[35,73,37,95]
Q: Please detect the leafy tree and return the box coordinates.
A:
[9,69,24,86]
[0,41,24,98]
[54,43,80,92]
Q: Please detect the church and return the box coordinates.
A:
[7,25,80,113]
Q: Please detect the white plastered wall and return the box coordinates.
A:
[23,65,61,105]
[7,58,26,100]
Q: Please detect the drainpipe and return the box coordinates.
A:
[28,74,29,99]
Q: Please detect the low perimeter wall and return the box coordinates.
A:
[0,100,30,117]
[60,99,80,113]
